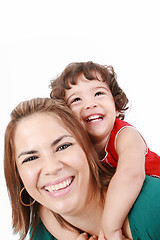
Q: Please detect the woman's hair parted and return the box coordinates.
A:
[50,61,129,120]
[4,97,113,239]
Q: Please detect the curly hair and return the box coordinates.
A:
[50,61,129,120]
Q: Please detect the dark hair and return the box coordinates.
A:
[50,61,129,119]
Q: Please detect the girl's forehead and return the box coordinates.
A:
[77,71,104,81]
[69,74,109,90]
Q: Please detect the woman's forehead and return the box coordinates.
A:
[14,113,71,143]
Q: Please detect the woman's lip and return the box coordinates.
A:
[44,176,73,187]
[43,176,74,193]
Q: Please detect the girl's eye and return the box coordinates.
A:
[22,156,38,164]
[71,97,81,104]
[56,143,72,152]
[95,91,104,96]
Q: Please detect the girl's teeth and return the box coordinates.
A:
[87,115,103,122]
[88,115,99,120]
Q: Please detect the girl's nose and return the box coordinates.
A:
[84,100,98,110]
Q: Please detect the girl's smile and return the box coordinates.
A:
[65,74,118,150]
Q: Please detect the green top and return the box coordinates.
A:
[128,175,160,240]
[31,220,57,240]
[32,176,160,240]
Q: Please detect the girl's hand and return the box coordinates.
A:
[98,230,130,240]
[76,233,98,240]
[76,232,130,240]
[98,231,106,240]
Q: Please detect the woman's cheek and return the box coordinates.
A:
[18,165,38,189]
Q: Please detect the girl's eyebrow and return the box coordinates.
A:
[67,86,109,100]
[66,92,79,103]
[97,86,108,90]
[17,135,73,159]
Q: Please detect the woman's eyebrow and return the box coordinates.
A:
[51,134,73,146]
[18,150,38,159]
[17,135,73,159]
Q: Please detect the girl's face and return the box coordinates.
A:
[15,113,92,217]
[65,74,118,145]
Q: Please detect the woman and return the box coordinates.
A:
[4,97,160,240]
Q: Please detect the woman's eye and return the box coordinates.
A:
[95,91,104,96]
[56,143,72,152]
[71,97,81,104]
[23,156,38,163]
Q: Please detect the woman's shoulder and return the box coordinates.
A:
[128,175,160,240]
[31,220,57,240]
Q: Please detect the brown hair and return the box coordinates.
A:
[50,61,129,120]
[4,98,113,239]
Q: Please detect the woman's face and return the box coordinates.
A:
[14,112,92,217]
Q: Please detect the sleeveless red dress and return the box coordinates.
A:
[101,118,160,178]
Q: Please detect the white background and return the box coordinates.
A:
[0,1,160,239]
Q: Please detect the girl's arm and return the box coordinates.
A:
[101,127,146,240]
[40,205,80,240]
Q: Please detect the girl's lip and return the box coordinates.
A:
[84,114,104,123]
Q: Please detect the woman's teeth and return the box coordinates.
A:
[45,178,72,192]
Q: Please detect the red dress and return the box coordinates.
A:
[101,118,160,178]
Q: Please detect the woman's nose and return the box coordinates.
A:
[42,155,63,175]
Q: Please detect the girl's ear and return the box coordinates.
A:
[116,111,119,117]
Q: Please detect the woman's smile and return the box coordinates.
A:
[15,112,91,215]
[43,176,75,198]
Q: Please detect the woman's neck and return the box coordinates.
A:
[63,195,104,236]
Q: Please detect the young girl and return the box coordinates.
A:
[45,61,160,240]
